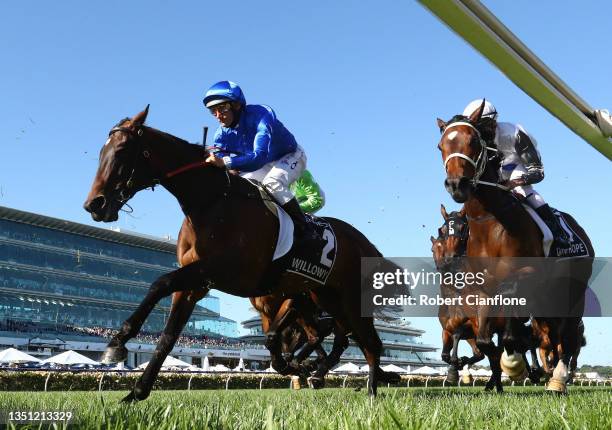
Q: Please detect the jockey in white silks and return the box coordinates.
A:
[463,99,570,245]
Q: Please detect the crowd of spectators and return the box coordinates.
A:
[1,319,262,350]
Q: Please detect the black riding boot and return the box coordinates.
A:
[282,198,319,242]
[535,204,570,246]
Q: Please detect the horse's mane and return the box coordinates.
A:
[114,117,131,128]
[148,127,206,154]
[113,117,208,158]
[114,117,207,156]
[446,114,469,124]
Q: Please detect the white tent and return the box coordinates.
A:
[210,364,231,372]
[202,356,210,371]
[0,348,41,364]
[137,355,192,370]
[43,350,99,366]
[264,363,277,373]
[381,363,409,374]
[409,366,440,376]
[233,358,245,372]
[331,362,362,373]
[471,368,492,377]
[360,364,369,372]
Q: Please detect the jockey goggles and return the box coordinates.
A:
[208,102,232,116]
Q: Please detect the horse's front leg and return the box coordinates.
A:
[122,290,200,402]
[265,300,298,375]
[446,331,462,384]
[101,262,210,364]
[310,325,350,388]
[460,338,485,367]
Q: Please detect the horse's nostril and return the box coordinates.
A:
[84,196,106,213]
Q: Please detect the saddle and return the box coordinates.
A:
[243,178,338,287]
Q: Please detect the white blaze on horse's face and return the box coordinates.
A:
[441,122,484,177]
[105,137,111,146]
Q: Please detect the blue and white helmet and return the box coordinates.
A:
[463,99,498,120]
[203,81,246,108]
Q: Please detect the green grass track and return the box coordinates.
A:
[0,387,610,429]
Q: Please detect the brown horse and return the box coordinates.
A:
[250,292,348,387]
[435,101,594,394]
[84,106,395,400]
[431,205,502,390]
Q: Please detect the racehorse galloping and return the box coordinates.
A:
[84,106,395,401]
[435,101,594,394]
[431,205,502,390]
[250,292,348,387]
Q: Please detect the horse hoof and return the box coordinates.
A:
[500,352,528,382]
[121,385,150,403]
[446,368,459,384]
[546,379,567,395]
[100,346,128,364]
[307,376,325,389]
[121,391,138,403]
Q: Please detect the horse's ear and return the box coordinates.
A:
[468,99,485,124]
[430,235,437,244]
[440,204,449,220]
[132,104,150,127]
[436,118,447,134]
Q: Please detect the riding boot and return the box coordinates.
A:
[281,198,319,243]
[535,204,570,247]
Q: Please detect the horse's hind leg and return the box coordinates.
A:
[101,263,210,364]
[122,291,198,402]
[310,325,349,388]
[351,318,382,397]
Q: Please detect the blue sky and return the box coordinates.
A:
[1,1,610,365]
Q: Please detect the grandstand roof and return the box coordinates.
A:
[0,205,176,253]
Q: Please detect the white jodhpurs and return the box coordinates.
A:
[507,165,546,209]
[240,145,306,205]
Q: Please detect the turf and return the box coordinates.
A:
[0,387,610,429]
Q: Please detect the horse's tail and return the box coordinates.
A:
[324,217,402,321]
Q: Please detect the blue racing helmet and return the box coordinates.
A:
[203,81,246,108]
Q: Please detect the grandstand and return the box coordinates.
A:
[0,205,244,368]
[0,205,442,369]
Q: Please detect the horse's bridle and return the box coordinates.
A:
[440,213,469,256]
[107,125,158,205]
[441,121,508,191]
[106,125,232,203]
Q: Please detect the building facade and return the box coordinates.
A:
[241,315,443,369]
[0,205,238,366]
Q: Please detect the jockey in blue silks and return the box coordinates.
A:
[203,80,317,242]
